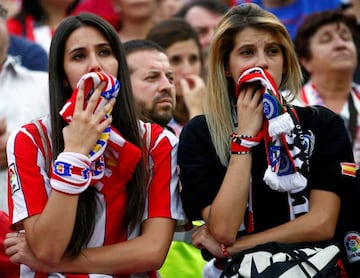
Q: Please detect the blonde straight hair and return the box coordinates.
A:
[204,3,303,166]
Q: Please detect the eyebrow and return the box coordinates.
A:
[236,41,282,48]
[67,43,112,54]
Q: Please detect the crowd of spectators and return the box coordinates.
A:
[0,0,358,277]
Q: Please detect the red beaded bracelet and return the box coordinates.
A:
[220,244,232,259]
[230,130,264,154]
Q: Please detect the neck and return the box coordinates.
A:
[310,72,352,113]
[262,0,294,8]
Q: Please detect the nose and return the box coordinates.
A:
[255,52,268,70]
[159,74,173,93]
[179,60,194,76]
[88,53,101,72]
[333,34,348,48]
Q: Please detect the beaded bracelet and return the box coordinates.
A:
[230,131,263,154]
[231,134,254,139]
[232,150,252,155]
[220,244,232,259]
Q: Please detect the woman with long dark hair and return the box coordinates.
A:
[5,13,184,277]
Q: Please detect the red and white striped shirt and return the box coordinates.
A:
[7,116,185,278]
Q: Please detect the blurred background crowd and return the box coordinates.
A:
[0,0,359,277]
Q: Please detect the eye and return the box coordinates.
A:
[167,73,175,84]
[319,33,332,44]
[189,54,200,65]
[72,52,85,61]
[146,75,155,81]
[99,48,112,56]
[340,29,352,41]
[239,48,253,56]
[145,73,159,81]
[267,46,281,56]
[170,55,182,66]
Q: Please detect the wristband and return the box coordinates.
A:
[51,152,91,195]
[221,244,232,259]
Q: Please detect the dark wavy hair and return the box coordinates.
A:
[48,12,146,256]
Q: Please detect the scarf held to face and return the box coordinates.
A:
[236,67,310,194]
[58,72,142,188]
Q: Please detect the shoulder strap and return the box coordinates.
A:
[31,119,50,174]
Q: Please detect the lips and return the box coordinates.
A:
[156,97,173,104]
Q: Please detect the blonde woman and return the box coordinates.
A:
[178,3,359,277]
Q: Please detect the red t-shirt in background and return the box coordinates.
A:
[72,0,120,29]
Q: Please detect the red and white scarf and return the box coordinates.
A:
[59,72,141,186]
[237,67,309,193]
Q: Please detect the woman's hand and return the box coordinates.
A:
[4,232,51,272]
[63,81,115,156]
[236,83,263,136]
[179,75,205,119]
[192,224,225,258]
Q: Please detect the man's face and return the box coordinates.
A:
[127,50,175,126]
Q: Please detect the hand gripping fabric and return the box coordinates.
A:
[236,67,309,193]
[52,72,142,194]
[60,71,121,162]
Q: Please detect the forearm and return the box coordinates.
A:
[207,154,252,244]
[24,191,78,265]
[227,217,327,256]
[58,240,162,274]
[51,218,176,274]
[226,190,341,255]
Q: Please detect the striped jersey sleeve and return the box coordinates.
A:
[141,122,185,222]
[7,119,51,229]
